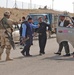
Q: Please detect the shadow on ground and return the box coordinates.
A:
[13,55,40,59]
[42,55,74,61]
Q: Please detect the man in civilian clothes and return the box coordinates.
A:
[54,15,71,56]
[20,16,25,45]
[38,17,51,55]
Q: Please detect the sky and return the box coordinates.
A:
[0,0,74,13]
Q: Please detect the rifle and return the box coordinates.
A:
[0,18,15,50]
[21,37,29,45]
[4,30,15,50]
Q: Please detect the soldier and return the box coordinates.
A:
[0,11,18,61]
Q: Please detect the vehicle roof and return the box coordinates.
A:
[58,14,69,17]
[29,13,52,15]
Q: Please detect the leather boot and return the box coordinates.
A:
[0,54,1,60]
[6,53,13,61]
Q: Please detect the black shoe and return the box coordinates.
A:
[20,47,23,49]
[72,52,74,57]
[42,52,45,54]
[71,52,74,55]
[54,52,61,55]
[39,53,43,56]
[21,51,25,56]
[39,52,45,55]
[63,54,70,57]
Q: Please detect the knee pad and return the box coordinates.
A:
[0,46,4,54]
[6,45,11,54]
[6,49,11,54]
[1,45,5,49]
[6,45,11,50]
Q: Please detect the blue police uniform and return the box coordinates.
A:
[21,21,38,56]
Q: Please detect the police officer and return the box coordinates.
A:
[0,11,18,61]
[21,18,39,56]
[38,17,50,55]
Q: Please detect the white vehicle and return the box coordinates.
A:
[12,24,20,43]
[56,15,74,47]
[0,24,20,45]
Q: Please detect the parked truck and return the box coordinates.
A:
[26,13,58,34]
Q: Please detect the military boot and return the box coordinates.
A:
[6,54,13,61]
[0,54,1,60]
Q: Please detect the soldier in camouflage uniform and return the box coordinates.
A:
[0,11,18,61]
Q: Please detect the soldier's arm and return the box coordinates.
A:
[7,19,20,26]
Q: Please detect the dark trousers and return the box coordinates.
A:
[22,37,32,55]
[39,34,47,53]
[58,41,70,54]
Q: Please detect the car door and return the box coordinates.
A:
[56,15,74,48]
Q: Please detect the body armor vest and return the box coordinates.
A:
[0,17,10,29]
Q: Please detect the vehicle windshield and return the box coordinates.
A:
[30,15,45,21]
[13,24,21,30]
[29,14,48,25]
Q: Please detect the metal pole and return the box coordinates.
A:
[52,0,54,9]
[22,2,23,9]
[6,0,8,8]
[15,0,16,8]
[30,0,32,9]
[73,2,74,13]
[34,4,36,9]
[15,0,17,8]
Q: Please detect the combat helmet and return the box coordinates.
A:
[4,11,10,16]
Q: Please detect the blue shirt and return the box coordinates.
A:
[22,23,38,38]
[29,23,38,31]
[22,23,26,38]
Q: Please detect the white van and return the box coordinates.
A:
[56,15,74,47]
[12,24,20,43]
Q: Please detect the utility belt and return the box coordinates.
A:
[39,33,42,35]
[5,37,9,38]
[39,32,46,35]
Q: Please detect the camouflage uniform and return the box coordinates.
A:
[0,11,18,61]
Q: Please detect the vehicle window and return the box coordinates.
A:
[26,14,51,25]
[29,15,48,22]
[58,16,73,28]
[13,24,21,31]
[54,15,58,24]
[44,15,48,23]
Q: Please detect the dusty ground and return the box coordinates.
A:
[0,36,74,75]
[0,8,74,21]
